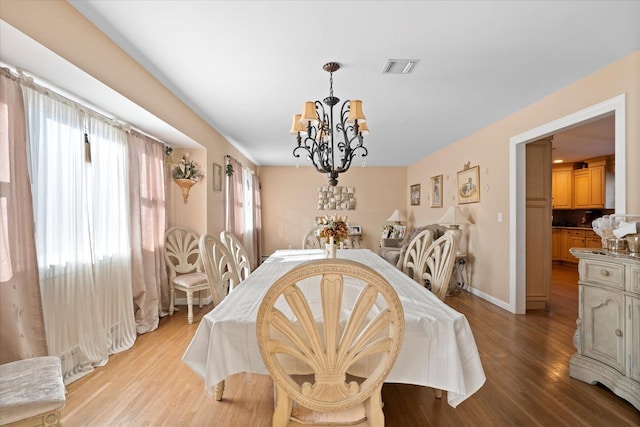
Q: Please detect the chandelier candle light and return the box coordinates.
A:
[291,62,369,187]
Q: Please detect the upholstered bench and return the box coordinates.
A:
[0,356,66,427]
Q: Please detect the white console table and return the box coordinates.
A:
[569,248,639,410]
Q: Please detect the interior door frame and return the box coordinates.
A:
[508,94,626,314]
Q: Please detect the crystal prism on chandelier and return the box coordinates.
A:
[290,62,369,186]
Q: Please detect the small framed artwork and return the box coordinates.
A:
[394,225,406,239]
[410,184,421,206]
[348,225,362,235]
[457,165,480,204]
[430,174,443,208]
[212,162,222,192]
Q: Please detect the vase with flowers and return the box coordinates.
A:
[172,153,204,203]
[319,214,349,256]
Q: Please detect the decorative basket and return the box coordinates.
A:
[174,178,196,204]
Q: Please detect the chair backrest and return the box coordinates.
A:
[302,226,323,249]
[257,258,404,425]
[198,234,240,306]
[164,226,202,282]
[415,233,458,301]
[401,229,434,282]
[219,231,252,283]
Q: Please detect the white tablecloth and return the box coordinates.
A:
[182,249,485,407]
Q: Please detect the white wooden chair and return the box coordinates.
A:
[257,258,405,427]
[402,232,457,399]
[198,233,240,401]
[164,226,209,324]
[219,231,252,283]
[418,234,458,302]
[198,234,240,306]
[302,226,323,249]
[401,229,435,282]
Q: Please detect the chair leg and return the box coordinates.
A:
[434,388,443,399]
[214,380,225,401]
[199,290,204,308]
[169,288,175,316]
[272,384,292,427]
[365,385,385,427]
[186,292,194,324]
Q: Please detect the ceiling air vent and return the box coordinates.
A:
[382,59,420,74]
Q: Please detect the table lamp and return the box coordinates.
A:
[387,209,407,225]
[437,206,471,256]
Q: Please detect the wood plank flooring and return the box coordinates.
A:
[61,264,640,426]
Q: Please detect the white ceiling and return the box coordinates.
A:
[3,1,639,166]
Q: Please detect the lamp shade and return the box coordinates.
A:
[437,206,471,226]
[346,100,366,124]
[387,209,407,223]
[300,101,320,127]
[290,114,307,135]
[357,121,370,136]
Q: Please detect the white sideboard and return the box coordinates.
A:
[569,248,639,410]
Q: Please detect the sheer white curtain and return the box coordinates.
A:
[241,167,255,267]
[23,85,135,382]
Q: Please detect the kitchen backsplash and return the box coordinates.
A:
[552,209,615,227]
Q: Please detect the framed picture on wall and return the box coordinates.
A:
[410,184,421,206]
[430,175,443,208]
[457,165,480,204]
[212,162,222,192]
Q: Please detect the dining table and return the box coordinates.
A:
[182,248,486,408]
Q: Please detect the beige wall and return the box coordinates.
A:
[0,0,254,237]
[259,166,406,255]
[407,50,639,305]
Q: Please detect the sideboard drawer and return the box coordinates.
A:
[628,265,640,295]
[582,260,625,290]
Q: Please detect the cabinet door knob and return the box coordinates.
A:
[615,329,622,337]
[600,269,610,276]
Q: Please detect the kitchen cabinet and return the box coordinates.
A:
[552,165,573,209]
[552,229,561,260]
[569,250,640,410]
[572,158,612,209]
[560,229,584,263]
[585,230,602,249]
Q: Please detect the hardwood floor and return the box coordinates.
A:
[62,264,640,426]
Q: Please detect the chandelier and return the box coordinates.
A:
[290,62,369,186]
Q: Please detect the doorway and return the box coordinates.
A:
[509,94,627,314]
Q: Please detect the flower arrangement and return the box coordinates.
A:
[172,153,204,182]
[319,214,349,244]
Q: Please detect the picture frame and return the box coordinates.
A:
[430,174,443,208]
[410,184,421,206]
[457,165,480,204]
[212,162,222,192]
[348,225,362,235]
[394,225,406,239]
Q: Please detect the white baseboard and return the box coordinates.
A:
[465,286,512,312]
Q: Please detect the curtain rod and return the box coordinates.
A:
[1,66,166,147]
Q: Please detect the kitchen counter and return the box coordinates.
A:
[570,247,640,262]
[552,225,594,230]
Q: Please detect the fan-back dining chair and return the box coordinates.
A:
[198,233,240,401]
[402,232,457,399]
[198,234,240,306]
[302,226,323,249]
[257,258,405,427]
[418,233,458,302]
[164,226,209,324]
[401,229,435,282]
[219,231,252,283]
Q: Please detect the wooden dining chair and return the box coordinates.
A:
[302,226,323,249]
[401,229,435,282]
[219,231,252,283]
[257,258,405,427]
[198,234,240,306]
[402,232,457,400]
[164,226,209,324]
[419,233,458,302]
